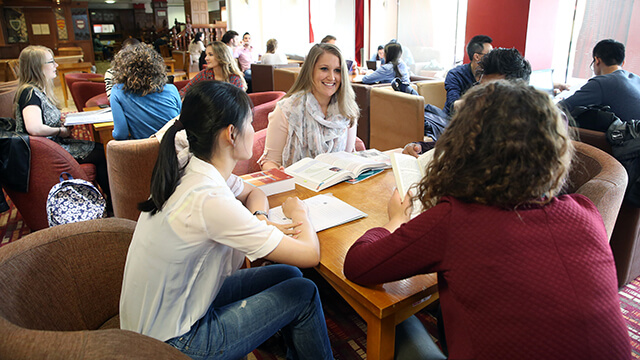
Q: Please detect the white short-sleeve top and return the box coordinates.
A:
[119,156,284,342]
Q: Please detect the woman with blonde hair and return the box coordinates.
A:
[260,43,359,170]
[110,42,181,140]
[261,38,287,65]
[344,81,631,359]
[13,45,110,203]
[179,41,246,96]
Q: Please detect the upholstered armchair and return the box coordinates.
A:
[70,81,109,110]
[566,141,627,240]
[0,218,191,359]
[273,67,302,93]
[65,73,105,110]
[251,63,300,93]
[368,80,446,151]
[3,136,96,231]
[574,127,640,287]
[106,138,160,221]
[248,91,286,131]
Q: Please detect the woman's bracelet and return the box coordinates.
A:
[57,127,61,136]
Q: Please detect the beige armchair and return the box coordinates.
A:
[273,67,302,93]
[369,80,446,151]
[0,218,190,359]
[106,138,160,221]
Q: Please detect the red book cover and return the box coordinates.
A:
[240,169,295,195]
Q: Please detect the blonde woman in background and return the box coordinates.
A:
[179,41,247,96]
[13,45,110,205]
[261,38,288,65]
[260,43,359,170]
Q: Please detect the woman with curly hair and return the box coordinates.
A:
[259,43,359,170]
[344,81,631,359]
[13,45,110,203]
[110,43,181,140]
[179,41,246,97]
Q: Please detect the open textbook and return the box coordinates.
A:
[268,194,367,232]
[64,108,113,126]
[390,149,435,194]
[390,151,435,218]
[285,150,390,191]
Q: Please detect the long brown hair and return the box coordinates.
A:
[416,80,573,210]
[208,41,247,90]
[14,45,59,115]
[286,43,359,126]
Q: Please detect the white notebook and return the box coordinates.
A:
[268,194,367,232]
[64,108,113,126]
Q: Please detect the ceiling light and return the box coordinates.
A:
[105,0,115,3]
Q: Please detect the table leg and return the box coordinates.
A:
[365,315,396,360]
[60,71,69,107]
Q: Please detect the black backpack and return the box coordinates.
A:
[607,118,640,207]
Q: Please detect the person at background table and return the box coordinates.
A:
[558,38,640,124]
[369,45,386,65]
[320,35,336,44]
[362,42,409,84]
[13,45,111,206]
[259,43,359,170]
[199,30,240,72]
[110,43,181,140]
[444,35,493,115]
[180,41,247,97]
[120,80,333,360]
[188,31,206,66]
[344,80,631,360]
[403,47,532,157]
[104,37,140,99]
[235,32,260,92]
[261,38,288,65]
[93,34,112,60]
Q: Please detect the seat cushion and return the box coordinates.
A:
[85,93,109,108]
[99,315,120,330]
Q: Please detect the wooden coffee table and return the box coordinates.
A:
[268,170,438,360]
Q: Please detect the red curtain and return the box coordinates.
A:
[309,0,314,43]
[355,0,364,66]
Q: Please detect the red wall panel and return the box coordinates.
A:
[464,0,530,63]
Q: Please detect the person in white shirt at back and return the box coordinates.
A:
[261,38,288,65]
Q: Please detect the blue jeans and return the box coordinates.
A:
[395,315,447,360]
[166,264,333,360]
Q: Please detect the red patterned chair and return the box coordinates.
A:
[3,137,96,231]
[248,91,286,131]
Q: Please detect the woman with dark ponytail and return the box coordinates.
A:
[362,42,410,84]
[120,81,333,360]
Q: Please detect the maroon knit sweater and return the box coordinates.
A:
[344,194,631,360]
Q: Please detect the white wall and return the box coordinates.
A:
[227,0,355,59]
[168,5,186,25]
[369,0,398,61]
